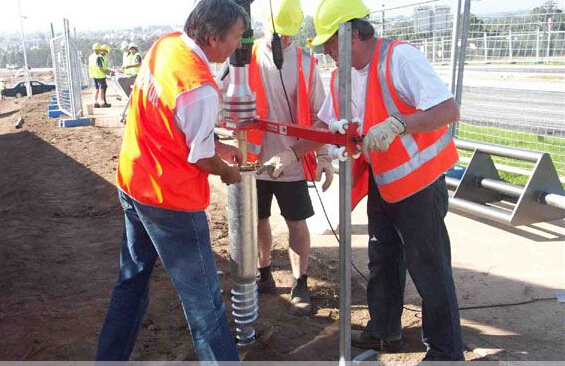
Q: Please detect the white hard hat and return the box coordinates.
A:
[120,41,129,50]
[128,43,138,50]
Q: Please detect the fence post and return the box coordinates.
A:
[381,6,385,37]
[483,31,488,62]
[453,0,472,137]
[508,29,513,62]
[441,36,445,63]
[536,27,540,62]
[449,0,463,96]
[64,19,76,119]
[546,27,552,59]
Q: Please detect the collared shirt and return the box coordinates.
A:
[174,33,220,164]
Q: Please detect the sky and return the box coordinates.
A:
[0,0,563,35]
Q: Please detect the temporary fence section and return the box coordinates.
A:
[372,0,565,182]
[455,0,565,181]
[375,0,456,65]
[50,19,90,127]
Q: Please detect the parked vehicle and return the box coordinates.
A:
[1,80,55,98]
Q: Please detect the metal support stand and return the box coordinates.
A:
[338,22,352,366]
[451,139,565,225]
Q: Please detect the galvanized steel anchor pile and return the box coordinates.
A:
[223,43,259,345]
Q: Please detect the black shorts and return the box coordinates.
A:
[94,78,107,90]
[257,179,314,221]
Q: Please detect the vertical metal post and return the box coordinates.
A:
[483,32,488,62]
[50,23,55,38]
[337,22,352,366]
[432,33,437,63]
[546,26,552,59]
[441,36,445,64]
[18,0,32,97]
[508,29,513,62]
[381,6,385,37]
[536,27,540,61]
[449,0,462,96]
[64,19,76,119]
[424,38,428,59]
[453,0,471,137]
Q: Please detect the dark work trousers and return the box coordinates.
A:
[365,172,464,360]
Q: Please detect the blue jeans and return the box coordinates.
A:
[96,190,239,362]
[366,174,464,360]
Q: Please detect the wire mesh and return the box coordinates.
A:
[50,19,83,119]
[355,0,565,180]
[457,0,565,179]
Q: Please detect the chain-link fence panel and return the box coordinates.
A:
[376,0,455,65]
[50,19,83,119]
[456,0,565,180]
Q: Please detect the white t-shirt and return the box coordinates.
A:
[174,34,219,164]
[222,40,326,181]
[317,43,453,130]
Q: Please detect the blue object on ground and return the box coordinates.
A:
[58,118,91,127]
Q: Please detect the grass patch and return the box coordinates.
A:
[456,122,565,188]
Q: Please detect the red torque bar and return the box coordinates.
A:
[231,118,361,156]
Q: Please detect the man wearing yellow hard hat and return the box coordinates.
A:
[311,0,464,361]
[88,43,114,108]
[224,0,332,316]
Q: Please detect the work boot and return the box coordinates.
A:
[257,266,276,293]
[94,103,101,108]
[101,103,112,108]
[289,275,311,316]
[351,329,403,352]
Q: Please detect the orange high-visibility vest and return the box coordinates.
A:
[117,32,219,211]
[247,42,318,181]
[330,38,458,206]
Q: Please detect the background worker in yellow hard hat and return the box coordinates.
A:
[224,0,333,316]
[310,0,464,360]
[122,43,142,77]
[88,44,115,108]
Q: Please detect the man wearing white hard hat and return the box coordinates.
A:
[123,43,142,77]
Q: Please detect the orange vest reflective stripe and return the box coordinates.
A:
[116,32,218,210]
[247,42,318,181]
[330,38,458,206]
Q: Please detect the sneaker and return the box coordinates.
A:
[289,275,311,316]
[257,266,276,294]
[101,103,112,108]
[94,103,101,108]
[351,329,403,352]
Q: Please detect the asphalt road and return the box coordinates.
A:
[319,72,565,137]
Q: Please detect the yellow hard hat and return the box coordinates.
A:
[101,44,111,52]
[311,0,370,46]
[262,0,304,36]
[92,43,102,50]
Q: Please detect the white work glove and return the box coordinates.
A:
[362,116,406,154]
[256,147,299,179]
[315,154,334,192]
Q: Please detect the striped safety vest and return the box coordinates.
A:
[117,32,219,211]
[247,42,318,181]
[330,38,458,206]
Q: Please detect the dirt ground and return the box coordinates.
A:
[0,94,481,361]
